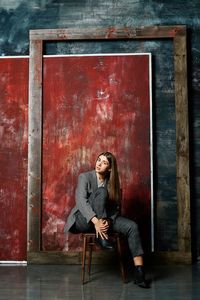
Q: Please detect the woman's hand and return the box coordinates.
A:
[99,219,109,232]
[91,217,109,239]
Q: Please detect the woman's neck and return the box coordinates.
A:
[96,172,105,181]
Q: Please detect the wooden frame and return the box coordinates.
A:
[27,26,191,263]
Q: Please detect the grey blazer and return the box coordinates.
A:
[65,170,120,233]
[65,170,100,232]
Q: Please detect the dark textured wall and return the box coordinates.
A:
[0,0,200,258]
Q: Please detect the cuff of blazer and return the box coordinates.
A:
[87,212,96,224]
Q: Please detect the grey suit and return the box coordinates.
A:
[65,170,112,232]
[65,169,144,258]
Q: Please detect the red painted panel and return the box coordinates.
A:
[0,58,28,260]
[0,55,151,259]
[42,55,151,251]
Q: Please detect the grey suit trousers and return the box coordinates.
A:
[70,187,144,258]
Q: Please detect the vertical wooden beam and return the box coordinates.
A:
[174,29,191,252]
[27,39,43,252]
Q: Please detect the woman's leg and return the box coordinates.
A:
[89,187,108,219]
[112,216,149,288]
[72,210,94,233]
[73,187,113,249]
[112,216,144,258]
[71,187,108,233]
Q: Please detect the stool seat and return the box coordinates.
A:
[81,232,125,284]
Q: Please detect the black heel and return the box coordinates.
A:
[95,237,114,250]
[134,265,150,288]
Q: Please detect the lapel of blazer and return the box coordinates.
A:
[90,170,109,190]
[90,170,98,191]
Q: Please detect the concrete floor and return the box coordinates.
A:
[0,264,200,300]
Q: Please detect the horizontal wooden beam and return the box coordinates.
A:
[30,26,186,41]
[27,251,192,265]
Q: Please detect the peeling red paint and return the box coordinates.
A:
[0,55,151,258]
[0,58,28,260]
[42,54,151,251]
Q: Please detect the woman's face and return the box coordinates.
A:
[95,155,111,175]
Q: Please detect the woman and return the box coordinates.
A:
[65,151,149,288]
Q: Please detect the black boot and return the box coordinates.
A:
[134,265,150,288]
[95,236,114,250]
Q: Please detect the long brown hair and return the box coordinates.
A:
[96,152,121,204]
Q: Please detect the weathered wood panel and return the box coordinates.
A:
[27,250,192,265]
[27,40,43,252]
[0,58,28,260]
[29,26,185,41]
[0,55,151,259]
[28,25,191,263]
[42,54,151,252]
[174,32,191,252]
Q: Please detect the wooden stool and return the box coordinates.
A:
[81,232,125,284]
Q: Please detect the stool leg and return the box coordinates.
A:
[88,237,93,276]
[82,235,87,284]
[116,236,126,283]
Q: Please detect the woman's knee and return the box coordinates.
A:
[114,217,139,236]
[126,220,139,235]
